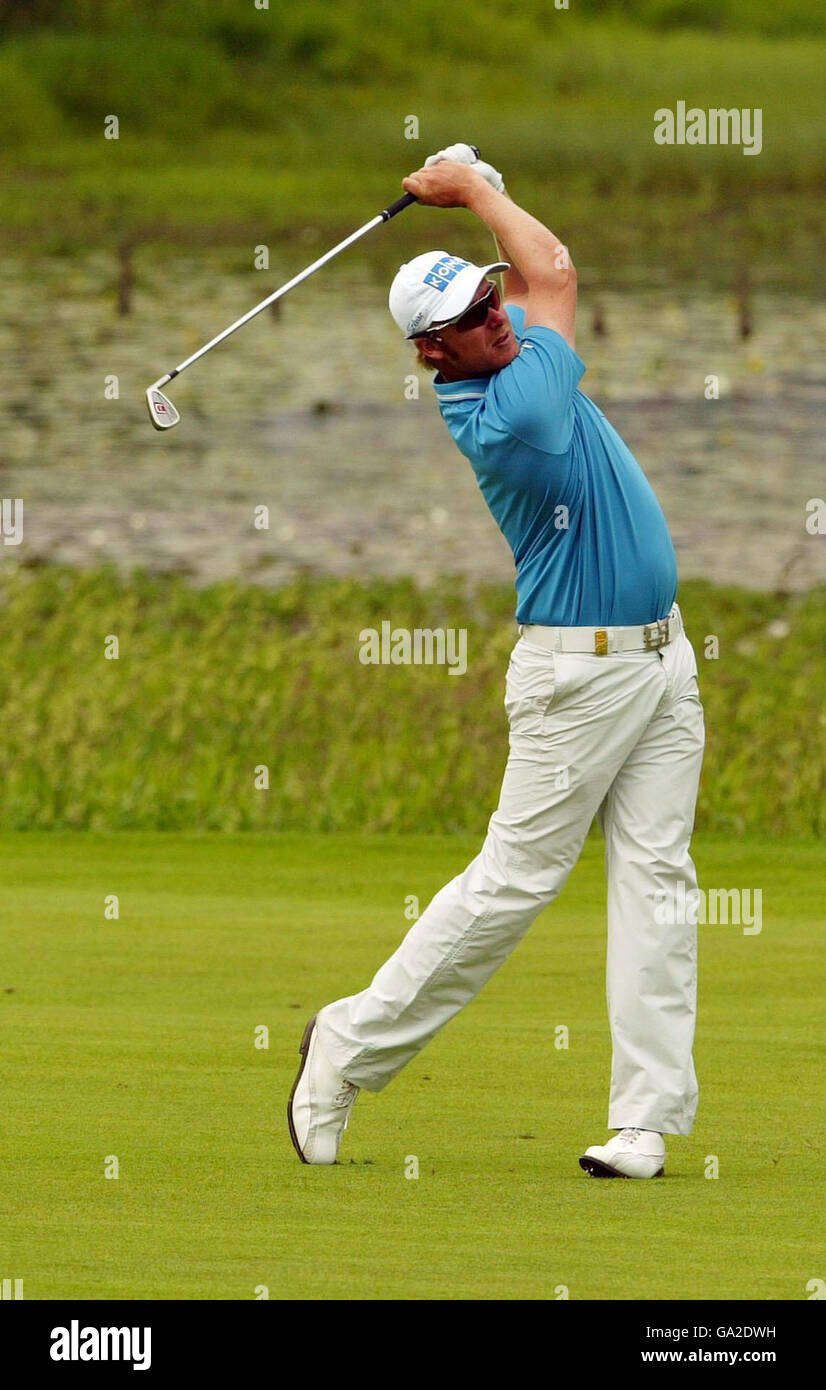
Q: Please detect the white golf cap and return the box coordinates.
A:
[389,250,510,338]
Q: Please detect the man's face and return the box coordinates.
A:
[416,279,519,380]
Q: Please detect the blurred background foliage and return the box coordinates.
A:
[0,0,823,284]
[0,568,822,836]
[1,3,823,835]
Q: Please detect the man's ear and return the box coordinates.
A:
[415,335,442,366]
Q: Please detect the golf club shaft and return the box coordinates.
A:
[155,192,417,389]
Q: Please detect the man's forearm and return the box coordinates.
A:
[491,192,529,301]
[467,182,573,289]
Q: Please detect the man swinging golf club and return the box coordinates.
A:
[288,145,706,1179]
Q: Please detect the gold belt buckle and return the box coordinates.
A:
[594,629,608,656]
[643,618,670,651]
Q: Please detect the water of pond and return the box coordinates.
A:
[1,251,824,594]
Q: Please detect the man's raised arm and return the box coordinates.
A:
[402,163,577,346]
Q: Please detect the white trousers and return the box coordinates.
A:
[319,619,706,1135]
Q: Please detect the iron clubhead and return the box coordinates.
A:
[146,385,180,431]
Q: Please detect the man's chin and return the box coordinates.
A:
[446,336,519,379]
[490,334,519,367]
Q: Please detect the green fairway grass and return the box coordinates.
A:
[1,831,822,1301]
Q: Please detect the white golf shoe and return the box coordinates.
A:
[288,1014,359,1164]
[579,1127,666,1178]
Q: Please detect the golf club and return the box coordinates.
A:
[145,190,419,430]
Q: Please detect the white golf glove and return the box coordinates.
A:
[424,142,505,193]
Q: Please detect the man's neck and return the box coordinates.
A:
[436,362,493,383]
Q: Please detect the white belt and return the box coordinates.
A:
[519,605,682,656]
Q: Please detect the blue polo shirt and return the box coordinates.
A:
[434,304,678,627]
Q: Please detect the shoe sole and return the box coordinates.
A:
[287,1014,318,1165]
[579,1155,665,1179]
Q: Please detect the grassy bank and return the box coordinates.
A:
[0,568,822,836]
[1,4,824,286]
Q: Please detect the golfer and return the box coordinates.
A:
[289,146,705,1178]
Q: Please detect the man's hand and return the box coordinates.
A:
[402,162,490,209]
[424,143,506,193]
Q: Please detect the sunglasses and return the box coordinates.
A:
[426,282,500,338]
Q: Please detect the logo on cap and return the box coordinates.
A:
[423,255,469,293]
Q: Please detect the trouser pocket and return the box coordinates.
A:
[504,639,559,734]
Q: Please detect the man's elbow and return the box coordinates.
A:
[558,245,577,281]
[530,257,576,293]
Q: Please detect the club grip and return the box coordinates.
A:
[381,191,418,221]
